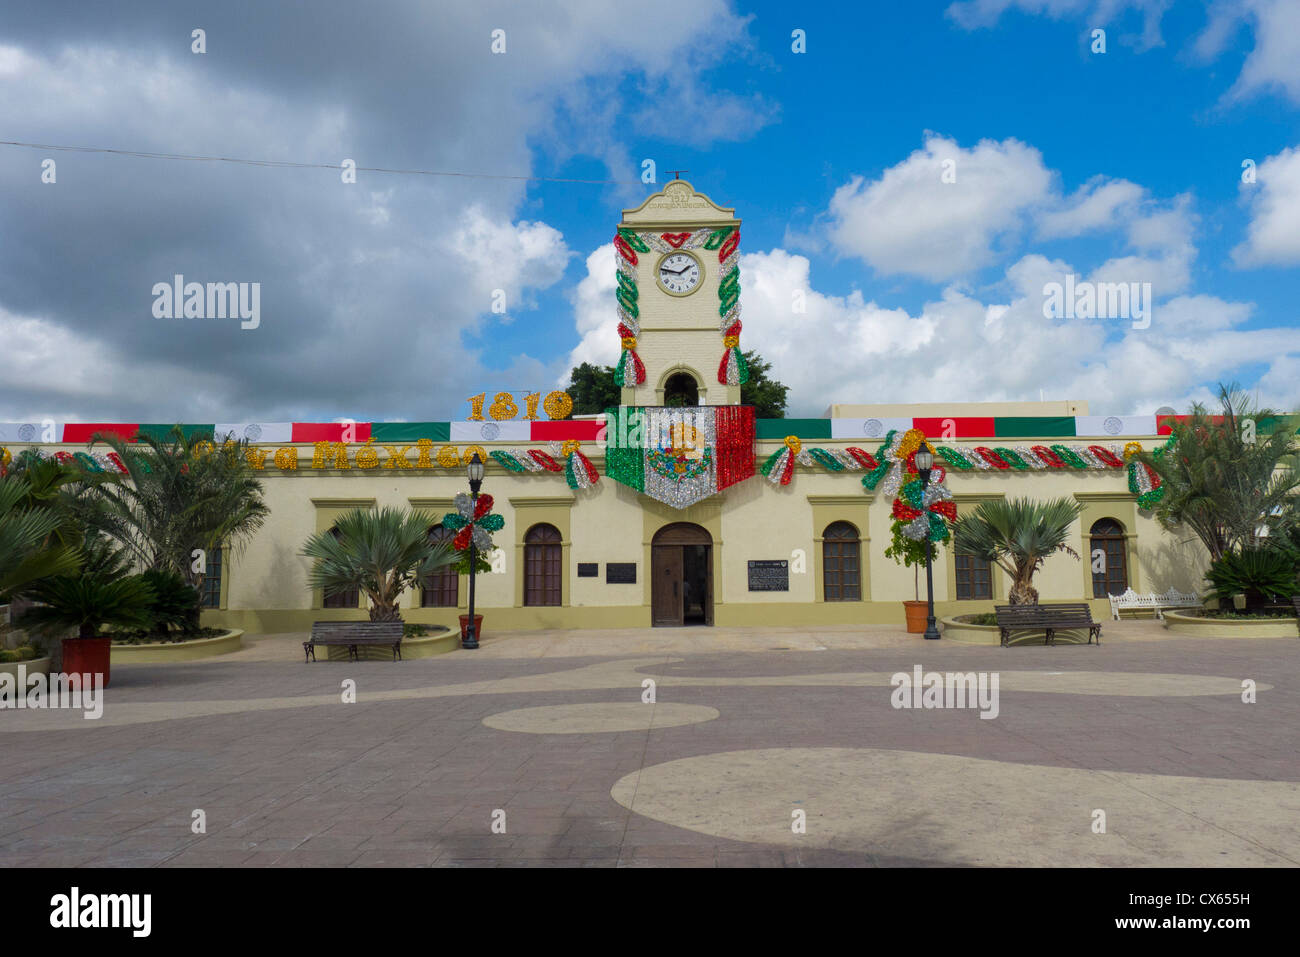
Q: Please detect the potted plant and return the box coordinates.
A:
[884,523,943,633]
[17,573,155,687]
[454,550,493,640]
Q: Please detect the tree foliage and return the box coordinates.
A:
[302,507,458,621]
[1140,384,1300,562]
[952,497,1082,605]
[83,426,269,594]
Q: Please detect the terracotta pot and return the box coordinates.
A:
[61,637,112,687]
[458,615,484,641]
[903,600,930,634]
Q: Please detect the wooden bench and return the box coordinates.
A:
[994,603,1102,647]
[1108,587,1201,620]
[304,621,404,662]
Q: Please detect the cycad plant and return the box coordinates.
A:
[18,574,155,639]
[952,497,1082,605]
[302,507,458,621]
[1203,546,1298,611]
[0,474,82,601]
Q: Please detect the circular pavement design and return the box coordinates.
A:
[610,748,1300,867]
[483,702,719,734]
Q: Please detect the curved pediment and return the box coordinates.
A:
[621,180,739,227]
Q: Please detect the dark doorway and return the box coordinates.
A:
[651,522,713,626]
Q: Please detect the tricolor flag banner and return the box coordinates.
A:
[214,423,293,444]
[604,406,755,509]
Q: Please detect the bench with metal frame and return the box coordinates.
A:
[304,620,404,662]
[994,603,1102,647]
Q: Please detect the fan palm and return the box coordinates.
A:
[302,507,458,621]
[952,497,1082,605]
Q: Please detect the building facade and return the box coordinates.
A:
[1,182,1220,635]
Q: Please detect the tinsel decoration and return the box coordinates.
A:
[527,449,563,472]
[760,435,800,486]
[1088,445,1125,468]
[864,429,936,497]
[891,468,957,543]
[614,229,645,386]
[0,447,10,476]
[562,439,599,491]
[716,241,747,383]
[441,492,505,552]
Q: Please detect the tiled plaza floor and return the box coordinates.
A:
[1,622,1297,867]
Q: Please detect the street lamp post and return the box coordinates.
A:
[915,447,942,640]
[463,452,484,650]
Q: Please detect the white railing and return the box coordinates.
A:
[1108,587,1202,620]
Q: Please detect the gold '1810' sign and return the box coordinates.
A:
[466,390,573,421]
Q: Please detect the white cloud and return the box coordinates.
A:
[1232,146,1300,267]
[1215,0,1300,104]
[827,134,1054,281]
[946,0,1173,50]
[1037,178,1145,238]
[448,207,572,316]
[563,243,619,377]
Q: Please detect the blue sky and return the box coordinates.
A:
[1,0,1297,421]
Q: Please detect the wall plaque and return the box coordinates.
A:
[577,563,598,578]
[747,560,789,592]
[606,563,637,584]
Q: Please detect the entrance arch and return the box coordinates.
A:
[651,522,713,627]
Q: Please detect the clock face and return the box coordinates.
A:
[657,251,702,296]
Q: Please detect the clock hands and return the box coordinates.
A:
[660,263,693,275]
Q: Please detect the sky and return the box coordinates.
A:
[1,0,1298,422]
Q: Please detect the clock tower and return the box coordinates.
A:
[614,180,745,407]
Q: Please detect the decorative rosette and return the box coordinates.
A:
[562,439,599,491]
[892,467,957,543]
[862,428,936,497]
[441,492,505,552]
[760,435,800,486]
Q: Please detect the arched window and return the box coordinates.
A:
[822,521,861,601]
[422,525,459,607]
[322,526,360,609]
[524,523,562,606]
[663,372,700,407]
[1090,518,1128,597]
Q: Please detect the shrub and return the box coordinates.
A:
[137,568,201,633]
[1203,546,1299,611]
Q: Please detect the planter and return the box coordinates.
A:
[941,616,999,645]
[61,637,112,687]
[1163,610,1299,639]
[902,601,929,634]
[459,614,484,641]
[0,656,51,681]
[110,629,244,663]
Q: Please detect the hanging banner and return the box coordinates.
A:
[604,406,755,509]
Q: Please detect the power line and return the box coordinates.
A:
[0,139,644,185]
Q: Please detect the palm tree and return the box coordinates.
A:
[0,474,83,601]
[85,426,269,594]
[1139,384,1300,562]
[302,507,458,621]
[952,497,1082,605]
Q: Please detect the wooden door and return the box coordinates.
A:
[652,545,684,626]
[704,546,714,625]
